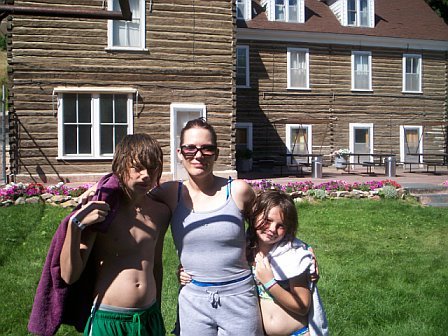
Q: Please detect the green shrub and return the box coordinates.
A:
[308,188,327,199]
[380,185,398,199]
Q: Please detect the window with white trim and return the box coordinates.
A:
[400,125,423,163]
[236,0,252,20]
[346,0,373,27]
[263,0,305,23]
[236,45,250,88]
[352,51,371,91]
[108,0,146,50]
[57,92,134,159]
[403,54,422,93]
[287,48,309,89]
[286,124,312,165]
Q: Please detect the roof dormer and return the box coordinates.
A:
[261,0,305,23]
[327,0,375,28]
[236,0,252,21]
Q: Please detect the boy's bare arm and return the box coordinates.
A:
[60,201,109,284]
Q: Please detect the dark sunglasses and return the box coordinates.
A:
[180,145,217,158]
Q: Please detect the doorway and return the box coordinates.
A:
[349,123,373,164]
[170,103,206,180]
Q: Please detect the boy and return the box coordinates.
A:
[29,134,170,336]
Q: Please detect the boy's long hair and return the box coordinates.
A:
[112,133,163,195]
[247,189,298,261]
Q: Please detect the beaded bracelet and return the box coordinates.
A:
[263,278,277,290]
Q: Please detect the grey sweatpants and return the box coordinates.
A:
[178,276,263,336]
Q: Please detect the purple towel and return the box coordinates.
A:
[28,173,123,336]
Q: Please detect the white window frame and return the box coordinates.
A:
[349,123,373,163]
[400,125,423,163]
[286,124,312,165]
[402,54,422,93]
[56,88,135,160]
[287,48,310,90]
[236,45,250,88]
[236,0,252,20]
[344,0,374,27]
[351,51,372,91]
[107,0,146,51]
[264,0,305,23]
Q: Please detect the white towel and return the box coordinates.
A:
[268,237,329,336]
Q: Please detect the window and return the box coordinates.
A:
[349,123,373,164]
[403,54,422,93]
[108,0,146,50]
[236,0,251,20]
[400,126,423,163]
[287,48,309,89]
[286,124,312,165]
[235,122,253,151]
[346,0,372,27]
[57,91,134,159]
[352,51,371,91]
[236,46,250,87]
[264,0,304,23]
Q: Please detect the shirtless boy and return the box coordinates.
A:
[60,134,170,336]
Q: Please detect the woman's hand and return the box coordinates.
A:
[78,183,98,206]
[254,252,275,285]
[307,246,320,283]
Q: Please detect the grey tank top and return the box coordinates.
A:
[171,181,251,282]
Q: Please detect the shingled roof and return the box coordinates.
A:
[238,0,448,42]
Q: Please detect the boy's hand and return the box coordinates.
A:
[73,201,110,228]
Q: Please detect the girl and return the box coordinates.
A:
[247,189,328,336]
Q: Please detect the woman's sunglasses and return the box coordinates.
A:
[180,145,217,158]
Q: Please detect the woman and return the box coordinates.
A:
[151,118,263,335]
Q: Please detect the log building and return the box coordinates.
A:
[5,0,448,182]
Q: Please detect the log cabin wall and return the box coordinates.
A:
[236,39,447,164]
[8,0,235,183]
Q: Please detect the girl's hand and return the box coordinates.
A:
[254,252,275,285]
[177,265,192,285]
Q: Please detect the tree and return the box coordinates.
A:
[425,0,448,24]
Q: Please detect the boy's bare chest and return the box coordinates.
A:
[97,209,160,256]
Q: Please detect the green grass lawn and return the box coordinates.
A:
[0,199,447,336]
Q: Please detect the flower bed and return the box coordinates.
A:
[0,182,93,207]
[247,179,405,200]
[0,178,414,207]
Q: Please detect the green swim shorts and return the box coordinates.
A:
[84,302,166,336]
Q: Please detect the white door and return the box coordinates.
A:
[350,123,373,164]
[170,103,206,180]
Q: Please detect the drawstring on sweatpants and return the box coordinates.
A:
[206,290,221,308]
[132,312,142,336]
